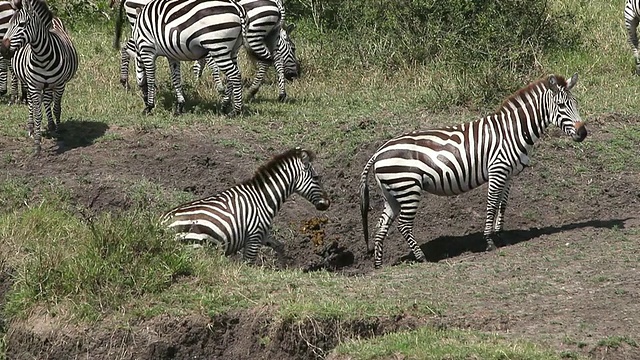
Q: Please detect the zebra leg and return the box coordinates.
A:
[119,40,133,89]
[206,55,225,94]
[0,57,7,96]
[373,199,400,269]
[273,48,287,102]
[43,88,55,132]
[396,186,426,264]
[493,180,511,237]
[192,59,204,79]
[263,231,286,266]
[483,176,506,251]
[27,88,44,155]
[52,86,66,130]
[246,60,269,102]
[221,57,242,117]
[168,59,186,115]
[243,234,264,263]
[136,50,156,114]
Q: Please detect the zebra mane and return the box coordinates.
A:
[243,147,315,184]
[14,0,54,26]
[498,75,568,111]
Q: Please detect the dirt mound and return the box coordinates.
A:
[4,310,425,360]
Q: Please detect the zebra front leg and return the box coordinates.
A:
[136,51,156,114]
[243,233,265,263]
[373,201,399,269]
[483,175,507,251]
[246,60,269,102]
[27,88,44,155]
[43,89,56,132]
[169,60,186,115]
[493,180,511,241]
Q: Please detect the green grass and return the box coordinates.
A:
[1,0,640,357]
[332,327,559,360]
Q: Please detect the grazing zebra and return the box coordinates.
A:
[360,74,588,269]
[114,0,248,116]
[191,0,299,102]
[0,0,78,155]
[625,0,640,74]
[161,147,331,262]
[0,0,15,98]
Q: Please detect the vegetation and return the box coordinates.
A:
[1,0,639,358]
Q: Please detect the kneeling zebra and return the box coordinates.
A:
[360,73,588,269]
[161,147,330,262]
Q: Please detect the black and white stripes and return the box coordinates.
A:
[359,74,588,268]
[0,0,15,98]
[161,147,330,262]
[625,0,640,74]
[0,0,78,154]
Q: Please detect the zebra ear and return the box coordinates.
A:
[10,0,20,10]
[300,149,311,167]
[566,72,578,90]
[548,75,559,94]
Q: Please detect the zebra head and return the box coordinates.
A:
[279,23,300,81]
[293,148,330,211]
[547,73,587,142]
[0,0,55,55]
[0,7,26,57]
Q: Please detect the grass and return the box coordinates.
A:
[1,0,640,358]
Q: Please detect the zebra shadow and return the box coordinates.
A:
[397,218,632,265]
[45,119,109,154]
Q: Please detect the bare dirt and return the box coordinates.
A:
[1,114,639,359]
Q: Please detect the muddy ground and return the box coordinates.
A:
[0,114,639,359]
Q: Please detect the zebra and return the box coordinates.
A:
[625,0,640,74]
[0,0,16,99]
[161,147,331,262]
[0,0,78,155]
[114,0,250,116]
[192,15,300,102]
[359,73,588,269]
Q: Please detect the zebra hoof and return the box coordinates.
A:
[485,241,497,252]
[120,79,128,89]
[47,122,56,132]
[278,93,287,102]
[143,106,154,115]
[174,102,185,115]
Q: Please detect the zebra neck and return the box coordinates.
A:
[27,25,52,56]
[492,88,551,147]
[248,174,295,217]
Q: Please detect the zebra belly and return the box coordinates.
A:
[166,217,241,255]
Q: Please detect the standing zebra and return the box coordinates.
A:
[115,0,248,115]
[0,0,15,98]
[192,0,299,102]
[360,74,588,269]
[161,147,331,262]
[625,0,640,74]
[0,0,78,155]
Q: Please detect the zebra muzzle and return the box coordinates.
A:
[573,122,587,142]
[315,198,330,211]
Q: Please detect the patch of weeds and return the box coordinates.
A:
[597,335,637,349]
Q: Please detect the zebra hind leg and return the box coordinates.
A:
[43,89,56,132]
[396,207,427,264]
[246,60,269,102]
[372,200,399,269]
[169,60,186,115]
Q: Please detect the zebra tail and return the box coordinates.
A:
[359,155,376,254]
[113,0,125,50]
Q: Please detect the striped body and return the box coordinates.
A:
[625,0,640,74]
[161,148,330,262]
[360,74,588,268]
[0,0,15,97]
[1,0,78,155]
[121,0,246,115]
